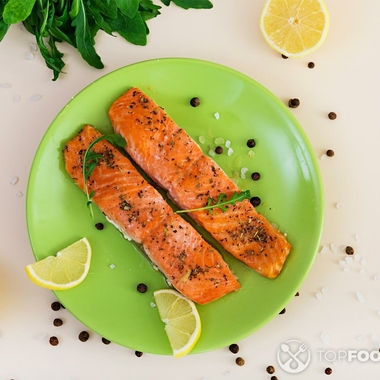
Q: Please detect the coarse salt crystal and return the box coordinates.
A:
[12,95,20,103]
[214,137,225,145]
[343,267,350,273]
[208,149,216,157]
[150,302,156,308]
[9,176,18,185]
[214,112,220,120]
[354,253,361,261]
[225,140,231,148]
[227,147,234,156]
[354,234,361,241]
[271,223,278,230]
[109,264,116,269]
[335,202,342,209]
[16,191,23,198]
[37,333,48,340]
[320,154,327,160]
[315,292,323,300]
[359,269,366,275]
[321,286,328,294]
[356,292,365,302]
[374,274,380,281]
[357,335,364,341]
[360,258,367,265]
[31,94,42,102]
[240,167,248,179]
[198,136,205,144]
[345,256,353,264]
[29,42,38,52]
[25,52,34,61]
[372,334,378,341]
[378,311,380,317]
[1,83,11,89]
[320,245,329,254]
[321,332,331,344]
[339,260,346,267]
[248,150,255,159]
[330,243,338,253]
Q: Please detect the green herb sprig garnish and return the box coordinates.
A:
[176,190,251,216]
[82,133,126,218]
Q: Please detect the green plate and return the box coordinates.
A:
[26,58,324,355]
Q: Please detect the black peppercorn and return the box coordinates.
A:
[271,377,278,380]
[102,337,111,345]
[325,367,332,375]
[251,172,260,181]
[190,97,200,107]
[49,336,59,346]
[345,246,354,255]
[137,283,148,293]
[326,149,335,157]
[78,331,90,342]
[250,196,261,207]
[281,54,288,59]
[246,139,256,148]
[266,365,275,374]
[229,343,239,354]
[308,62,315,68]
[295,291,300,296]
[328,112,337,120]
[135,350,143,357]
[51,301,61,311]
[53,318,63,327]
[235,357,245,366]
[95,222,104,230]
[215,146,223,154]
[279,308,286,314]
[288,98,300,108]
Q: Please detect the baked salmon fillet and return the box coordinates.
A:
[109,88,291,278]
[63,124,240,304]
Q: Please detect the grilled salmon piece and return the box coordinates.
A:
[63,124,240,304]
[109,87,291,278]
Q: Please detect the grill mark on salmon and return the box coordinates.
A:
[109,88,291,278]
[63,124,240,304]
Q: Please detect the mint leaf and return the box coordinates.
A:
[161,0,213,9]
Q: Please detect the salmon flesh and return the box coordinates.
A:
[63,125,240,304]
[108,88,291,279]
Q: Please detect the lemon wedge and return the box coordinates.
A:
[25,238,91,290]
[154,289,201,358]
[260,0,330,57]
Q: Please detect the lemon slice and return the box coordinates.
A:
[260,0,330,58]
[153,289,201,358]
[25,238,91,290]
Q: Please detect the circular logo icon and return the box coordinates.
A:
[277,339,311,373]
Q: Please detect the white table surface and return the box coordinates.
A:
[1,1,380,379]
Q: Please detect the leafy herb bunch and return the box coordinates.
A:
[0,0,213,80]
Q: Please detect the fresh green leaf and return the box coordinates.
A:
[90,0,118,19]
[116,0,139,18]
[71,0,104,69]
[106,10,147,46]
[3,0,37,24]
[82,133,126,218]
[0,1,10,41]
[161,0,213,9]
[176,190,251,216]
[69,0,81,19]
